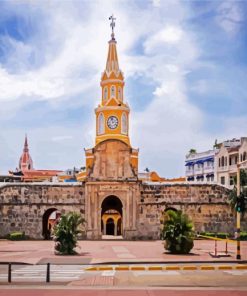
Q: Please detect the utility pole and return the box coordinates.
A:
[236,163,241,260]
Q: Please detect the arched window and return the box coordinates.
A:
[118,87,122,100]
[121,113,127,134]
[98,113,105,135]
[104,87,108,101]
[225,157,227,166]
[221,156,224,167]
[111,85,116,98]
[244,152,247,161]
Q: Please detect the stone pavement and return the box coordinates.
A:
[1,289,247,296]
[0,239,246,265]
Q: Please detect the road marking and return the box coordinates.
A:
[131,266,145,271]
[115,266,129,271]
[112,246,129,253]
[164,266,180,270]
[134,271,179,276]
[182,266,197,270]
[102,270,115,276]
[200,266,215,270]
[224,270,247,276]
[148,266,162,271]
[218,265,233,270]
[117,253,136,258]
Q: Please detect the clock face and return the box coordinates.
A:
[107,116,118,129]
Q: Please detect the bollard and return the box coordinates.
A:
[46,263,50,283]
[215,240,217,257]
[8,263,11,283]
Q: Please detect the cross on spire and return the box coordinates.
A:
[109,14,116,40]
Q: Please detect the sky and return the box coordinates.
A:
[0,0,247,178]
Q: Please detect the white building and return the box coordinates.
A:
[185,137,247,188]
[185,149,217,184]
[215,137,247,189]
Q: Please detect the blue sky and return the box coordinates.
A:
[0,0,246,177]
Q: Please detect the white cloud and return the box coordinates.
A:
[144,26,183,54]
[0,0,246,178]
[216,1,243,36]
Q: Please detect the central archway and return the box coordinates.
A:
[101,195,123,236]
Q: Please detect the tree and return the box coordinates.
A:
[229,169,247,214]
[189,149,196,154]
[161,210,194,254]
[53,212,85,255]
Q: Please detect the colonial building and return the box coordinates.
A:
[215,137,247,189]
[185,138,247,189]
[185,149,216,184]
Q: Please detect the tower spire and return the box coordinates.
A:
[24,134,29,152]
[109,14,116,40]
[105,15,119,74]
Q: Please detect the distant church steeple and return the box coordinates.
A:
[19,135,34,171]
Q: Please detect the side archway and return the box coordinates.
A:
[42,208,61,240]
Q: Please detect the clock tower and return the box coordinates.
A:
[84,16,138,180]
[95,19,130,146]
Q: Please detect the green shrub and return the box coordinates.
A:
[9,231,26,240]
[199,232,229,239]
[162,210,194,254]
[240,232,247,241]
[53,212,85,255]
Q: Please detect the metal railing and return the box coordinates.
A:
[3,263,51,283]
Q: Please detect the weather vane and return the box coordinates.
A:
[109,14,116,39]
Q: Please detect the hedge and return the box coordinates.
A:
[8,232,26,240]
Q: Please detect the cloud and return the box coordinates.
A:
[0,0,246,178]
[216,1,244,36]
[144,26,183,54]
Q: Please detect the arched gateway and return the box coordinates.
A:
[101,195,123,236]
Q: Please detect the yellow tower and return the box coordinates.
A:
[95,16,130,146]
[81,16,139,180]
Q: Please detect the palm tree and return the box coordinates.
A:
[162,210,194,254]
[53,212,85,255]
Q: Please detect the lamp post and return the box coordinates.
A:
[236,163,241,260]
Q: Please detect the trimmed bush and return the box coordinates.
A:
[240,232,247,241]
[8,232,26,240]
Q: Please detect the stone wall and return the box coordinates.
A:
[136,183,246,239]
[0,182,244,240]
[0,184,85,239]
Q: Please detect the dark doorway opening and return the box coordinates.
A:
[42,208,60,240]
[106,218,114,235]
[101,195,123,236]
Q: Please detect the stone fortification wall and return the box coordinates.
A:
[0,184,85,239]
[137,183,245,239]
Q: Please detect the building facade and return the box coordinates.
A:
[216,137,247,189]
[185,149,217,184]
[185,138,247,189]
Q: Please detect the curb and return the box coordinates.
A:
[85,264,247,272]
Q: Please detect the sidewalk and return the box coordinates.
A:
[0,239,246,265]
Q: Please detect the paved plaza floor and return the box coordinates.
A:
[0,239,246,265]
